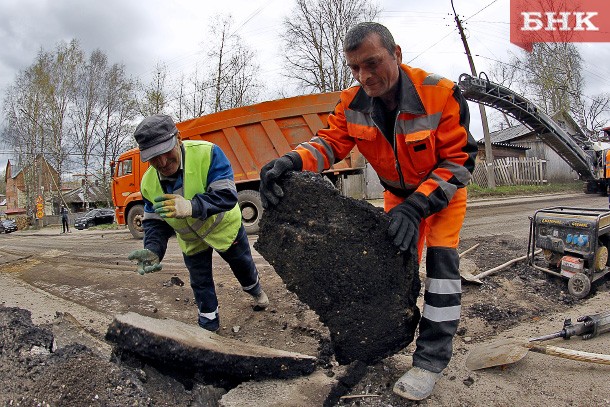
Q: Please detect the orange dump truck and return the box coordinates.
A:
[111,92,365,239]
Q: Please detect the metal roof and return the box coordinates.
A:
[489,124,532,143]
[62,184,108,204]
[477,140,529,150]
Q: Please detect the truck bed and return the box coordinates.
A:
[176,92,364,183]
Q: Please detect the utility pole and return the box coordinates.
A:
[451,0,495,188]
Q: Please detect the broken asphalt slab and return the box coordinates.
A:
[105,312,317,381]
[52,311,113,359]
[255,172,421,365]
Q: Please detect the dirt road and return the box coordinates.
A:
[1,193,610,406]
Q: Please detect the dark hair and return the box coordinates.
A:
[344,22,396,55]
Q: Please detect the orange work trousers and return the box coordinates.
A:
[384,188,467,258]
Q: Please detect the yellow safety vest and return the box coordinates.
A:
[141,141,241,255]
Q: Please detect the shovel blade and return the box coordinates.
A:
[459,258,482,284]
[466,338,530,370]
[460,270,483,284]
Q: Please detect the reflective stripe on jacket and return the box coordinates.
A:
[295,64,478,216]
[141,141,241,255]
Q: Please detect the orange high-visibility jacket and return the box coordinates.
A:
[295,64,478,216]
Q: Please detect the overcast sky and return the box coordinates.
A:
[1,0,610,171]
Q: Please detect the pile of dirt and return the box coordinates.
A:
[458,234,584,338]
[0,307,231,406]
[255,172,420,365]
[0,307,153,406]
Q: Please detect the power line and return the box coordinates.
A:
[407,0,501,64]
[461,0,500,22]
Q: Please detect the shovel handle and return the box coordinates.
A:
[459,243,480,258]
[476,249,542,279]
[529,344,610,365]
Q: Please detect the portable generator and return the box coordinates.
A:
[527,207,610,298]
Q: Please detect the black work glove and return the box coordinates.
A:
[259,152,303,208]
[387,199,426,257]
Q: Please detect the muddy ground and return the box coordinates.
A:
[1,193,610,406]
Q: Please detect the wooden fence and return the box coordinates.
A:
[472,157,547,187]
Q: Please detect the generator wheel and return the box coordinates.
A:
[594,245,608,271]
[568,273,591,299]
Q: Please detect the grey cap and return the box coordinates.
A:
[133,114,178,162]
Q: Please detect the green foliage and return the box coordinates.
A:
[467,182,583,199]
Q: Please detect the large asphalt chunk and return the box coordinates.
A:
[254,172,421,364]
[105,312,317,380]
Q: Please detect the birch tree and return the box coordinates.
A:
[96,62,136,204]
[574,94,610,141]
[70,49,107,210]
[207,15,263,112]
[489,43,609,139]
[46,40,83,208]
[137,62,170,116]
[2,41,137,212]
[2,53,51,216]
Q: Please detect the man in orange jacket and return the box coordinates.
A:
[260,22,477,400]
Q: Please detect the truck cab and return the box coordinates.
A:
[112,148,149,238]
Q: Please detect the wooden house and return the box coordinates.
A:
[487,111,584,182]
[4,155,60,217]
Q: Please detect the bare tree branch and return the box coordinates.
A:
[281,0,379,93]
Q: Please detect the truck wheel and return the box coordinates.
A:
[583,180,599,194]
[238,190,263,235]
[568,273,591,299]
[127,204,145,240]
[600,180,608,197]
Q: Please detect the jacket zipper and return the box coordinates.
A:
[371,109,407,191]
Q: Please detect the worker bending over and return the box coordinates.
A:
[129,114,269,332]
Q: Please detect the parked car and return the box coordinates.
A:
[74,208,115,230]
[2,219,17,233]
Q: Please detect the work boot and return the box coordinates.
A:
[250,289,269,311]
[198,312,220,333]
[392,366,442,401]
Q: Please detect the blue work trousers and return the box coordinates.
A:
[183,225,260,327]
